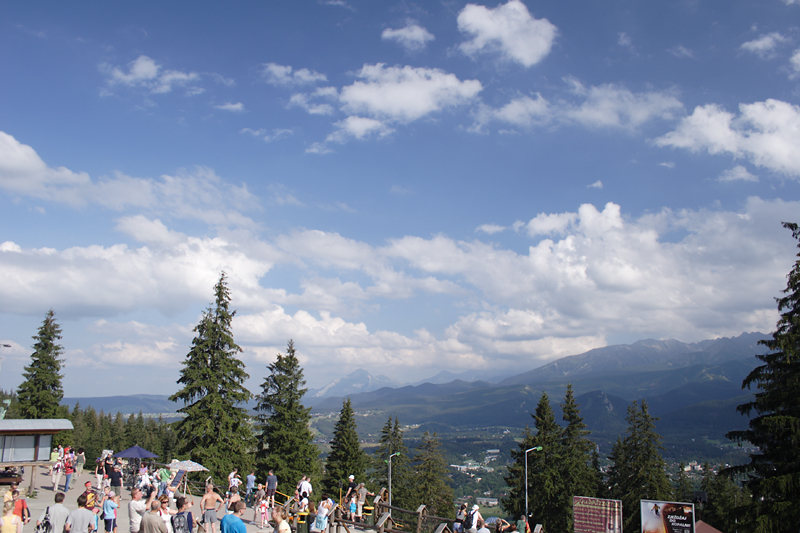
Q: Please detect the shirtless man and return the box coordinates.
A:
[200,484,224,533]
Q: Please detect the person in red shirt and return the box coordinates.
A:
[11,491,30,525]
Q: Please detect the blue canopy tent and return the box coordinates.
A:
[114,445,158,459]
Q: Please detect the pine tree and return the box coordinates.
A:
[169,272,255,483]
[17,310,66,419]
[591,447,607,498]
[255,340,320,493]
[674,463,693,502]
[726,222,800,533]
[559,384,597,531]
[410,432,453,518]
[324,398,368,494]
[371,417,411,509]
[502,392,563,529]
[607,400,673,533]
[700,465,748,533]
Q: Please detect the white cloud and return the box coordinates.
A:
[241,128,293,143]
[740,32,790,58]
[659,162,676,169]
[719,165,759,182]
[791,48,800,76]
[668,46,694,58]
[262,63,327,86]
[457,0,558,67]
[0,131,258,225]
[288,87,338,115]
[214,102,245,112]
[340,64,482,122]
[588,180,603,188]
[475,81,682,131]
[104,55,200,95]
[520,211,578,236]
[655,99,800,177]
[476,224,506,234]
[382,23,435,51]
[564,80,683,129]
[618,32,632,48]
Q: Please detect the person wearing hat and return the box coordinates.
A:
[467,505,482,533]
[343,475,357,502]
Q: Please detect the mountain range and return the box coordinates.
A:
[62,332,769,459]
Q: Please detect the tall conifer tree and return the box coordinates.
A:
[503,392,563,528]
[255,340,319,492]
[372,417,411,509]
[324,398,367,493]
[17,310,66,419]
[170,272,254,482]
[607,400,672,533]
[411,432,453,518]
[558,385,597,531]
[726,222,800,533]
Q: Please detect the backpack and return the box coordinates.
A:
[35,507,52,533]
[464,510,477,530]
[172,512,190,533]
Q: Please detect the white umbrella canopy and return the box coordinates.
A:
[169,459,209,472]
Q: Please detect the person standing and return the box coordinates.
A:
[108,466,123,498]
[265,471,277,510]
[139,501,167,533]
[171,497,194,533]
[11,491,30,526]
[219,502,246,533]
[355,484,373,523]
[63,455,75,492]
[199,484,224,533]
[37,492,71,533]
[75,449,86,484]
[244,472,255,507]
[52,459,64,492]
[128,488,156,533]
[103,494,119,533]
[271,508,290,533]
[1,501,22,533]
[65,494,96,533]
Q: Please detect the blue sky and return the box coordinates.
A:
[1,0,800,398]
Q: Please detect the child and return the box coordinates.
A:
[258,496,269,529]
[103,494,119,533]
[348,495,357,522]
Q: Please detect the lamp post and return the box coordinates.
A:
[388,452,400,514]
[524,446,543,523]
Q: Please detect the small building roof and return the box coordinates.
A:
[0,419,73,434]
[696,520,724,533]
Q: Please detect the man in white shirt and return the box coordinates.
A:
[129,487,157,533]
[37,492,71,533]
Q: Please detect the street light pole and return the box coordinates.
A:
[388,452,399,511]
[524,446,543,523]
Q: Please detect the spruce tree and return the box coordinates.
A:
[607,400,672,533]
[674,463,692,502]
[255,340,320,493]
[726,222,800,533]
[372,417,411,509]
[169,272,255,483]
[700,465,748,533]
[502,392,563,529]
[410,432,453,518]
[17,310,66,419]
[324,398,368,494]
[556,385,597,531]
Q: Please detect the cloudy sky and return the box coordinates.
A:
[1,0,800,398]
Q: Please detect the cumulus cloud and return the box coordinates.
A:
[719,165,759,182]
[740,32,789,58]
[457,0,558,67]
[382,22,435,51]
[262,63,327,86]
[588,180,603,188]
[791,48,800,76]
[214,102,245,112]
[103,55,200,95]
[655,99,800,177]
[0,131,258,225]
[340,64,482,122]
[474,81,682,131]
[288,87,338,115]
